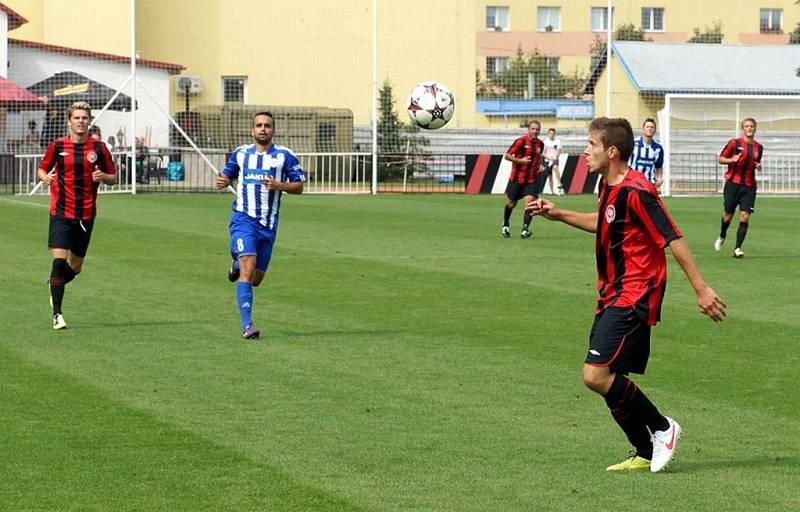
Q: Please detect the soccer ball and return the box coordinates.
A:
[406,81,455,130]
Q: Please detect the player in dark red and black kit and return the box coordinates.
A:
[37,101,117,330]
[715,118,763,258]
[527,117,726,473]
[502,120,544,239]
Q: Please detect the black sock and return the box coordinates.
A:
[604,374,657,459]
[50,258,67,315]
[503,206,512,227]
[64,265,79,285]
[735,221,749,249]
[720,218,731,239]
[523,214,532,229]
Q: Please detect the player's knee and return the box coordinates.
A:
[582,366,610,393]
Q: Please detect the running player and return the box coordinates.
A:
[502,120,544,239]
[37,101,117,330]
[216,112,305,339]
[714,118,763,258]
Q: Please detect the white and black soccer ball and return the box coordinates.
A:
[406,81,455,130]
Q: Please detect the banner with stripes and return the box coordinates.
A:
[465,154,599,195]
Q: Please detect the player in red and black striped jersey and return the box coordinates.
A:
[37,101,117,330]
[501,120,544,239]
[527,117,726,473]
[715,118,763,258]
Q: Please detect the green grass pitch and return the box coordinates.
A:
[1,192,798,511]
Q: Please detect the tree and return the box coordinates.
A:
[687,21,724,43]
[477,46,584,99]
[589,24,652,69]
[788,23,800,44]
[376,80,429,180]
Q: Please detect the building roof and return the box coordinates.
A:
[612,42,800,95]
[9,38,185,73]
[0,2,27,30]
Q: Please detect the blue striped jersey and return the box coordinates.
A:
[628,137,664,184]
[223,143,305,230]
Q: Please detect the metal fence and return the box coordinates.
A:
[9,150,376,195]
[10,149,800,197]
[670,153,800,195]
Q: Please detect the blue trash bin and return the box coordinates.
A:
[167,161,184,181]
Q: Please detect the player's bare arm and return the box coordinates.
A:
[265,175,303,194]
[37,168,53,185]
[215,173,231,190]
[668,237,727,322]
[526,198,598,233]
[504,153,531,165]
[719,153,740,165]
[92,165,117,185]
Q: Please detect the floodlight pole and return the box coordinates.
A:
[371,0,378,195]
[130,0,137,195]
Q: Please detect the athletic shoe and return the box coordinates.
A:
[501,226,511,239]
[227,266,240,282]
[606,453,651,472]
[242,323,261,340]
[732,248,744,259]
[557,186,565,196]
[520,229,532,239]
[714,237,725,251]
[52,313,67,330]
[650,417,682,473]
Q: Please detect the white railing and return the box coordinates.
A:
[13,151,374,195]
[669,152,800,195]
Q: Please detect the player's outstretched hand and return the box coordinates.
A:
[525,198,558,220]
[215,174,231,191]
[697,285,726,322]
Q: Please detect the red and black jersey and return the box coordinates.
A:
[506,135,544,184]
[39,137,116,221]
[595,170,682,326]
[720,137,763,188]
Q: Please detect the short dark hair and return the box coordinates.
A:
[253,111,275,128]
[88,125,102,135]
[548,128,556,134]
[528,120,541,128]
[588,117,634,161]
[642,118,656,128]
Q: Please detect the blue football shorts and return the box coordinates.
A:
[229,213,276,273]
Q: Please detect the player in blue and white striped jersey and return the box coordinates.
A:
[628,118,664,188]
[215,111,305,339]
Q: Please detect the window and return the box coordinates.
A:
[760,9,782,34]
[591,7,614,32]
[486,6,510,31]
[537,7,560,32]
[642,7,664,32]
[486,57,509,77]
[222,76,247,104]
[548,57,560,76]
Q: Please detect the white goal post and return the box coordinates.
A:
[659,93,800,196]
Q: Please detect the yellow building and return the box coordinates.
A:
[6,0,799,130]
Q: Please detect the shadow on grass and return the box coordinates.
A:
[278,328,401,338]
[672,455,800,473]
